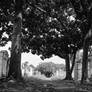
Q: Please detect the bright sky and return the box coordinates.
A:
[0,41,65,67]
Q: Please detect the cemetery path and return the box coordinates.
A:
[0,77,92,92]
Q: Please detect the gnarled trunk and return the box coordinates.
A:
[81,29,92,83]
[8,13,22,80]
[70,51,76,74]
[64,52,76,80]
[8,0,24,81]
[65,54,72,80]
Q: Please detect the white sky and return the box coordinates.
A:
[0,41,65,67]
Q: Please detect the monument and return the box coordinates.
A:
[0,50,9,78]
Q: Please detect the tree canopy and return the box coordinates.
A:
[0,0,90,59]
[22,0,82,59]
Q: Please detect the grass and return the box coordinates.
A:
[23,72,66,81]
[0,76,92,92]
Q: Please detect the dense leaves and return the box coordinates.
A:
[0,0,92,82]
[36,62,65,77]
[0,0,85,61]
[22,0,82,59]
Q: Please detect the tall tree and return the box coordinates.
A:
[0,0,24,80]
[70,0,92,83]
[8,0,23,80]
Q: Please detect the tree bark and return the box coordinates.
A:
[70,51,76,74]
[81,40,88,83]
[65,54,72,80]
[8,13,22,80]
[81,29,92,83]
[7,0,24,81]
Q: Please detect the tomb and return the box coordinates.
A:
[0,50,9,78]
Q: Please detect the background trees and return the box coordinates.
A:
[36,62,55,77]
[36,62,65,77]
[0,0,23,80]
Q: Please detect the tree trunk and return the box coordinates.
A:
[8,12,22,80]
[70,51,76,74]
[65,54,72,80]
[81,40,88,83]
[81,29,92,83]
[7,0,24,81]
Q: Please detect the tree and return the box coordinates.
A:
[0,0,51,80]
[70,0,92,83]
[23,0,82,80]
[0,0,22,80]
[28,2,82,80]
[7,0,23,80]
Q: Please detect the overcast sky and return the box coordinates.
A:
[0,41,65,67]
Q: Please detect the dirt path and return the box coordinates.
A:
[0,78,91,92]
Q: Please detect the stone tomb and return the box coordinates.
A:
[0,50,9,78]
[74,50,92,81]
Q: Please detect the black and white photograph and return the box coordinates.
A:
[0,0,92,92]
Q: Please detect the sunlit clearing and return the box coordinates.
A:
[22,53,65,67]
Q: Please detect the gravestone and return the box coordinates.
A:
[74,61,82,81]
[74,52,92,81]
[0,50,9,78]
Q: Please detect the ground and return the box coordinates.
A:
[0,77,92,92]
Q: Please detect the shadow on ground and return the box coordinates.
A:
[0,77,91,92]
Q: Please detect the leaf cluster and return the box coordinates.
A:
[0,0,84,59]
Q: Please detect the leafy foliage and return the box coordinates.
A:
[0,0,84,59]
[22,0,82,59]
[36,62,65,77]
